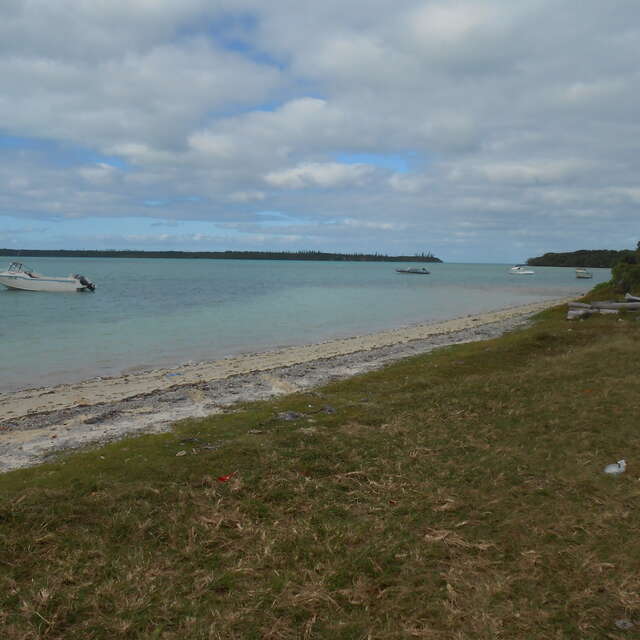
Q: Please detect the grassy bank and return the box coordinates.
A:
[2,304,639,638]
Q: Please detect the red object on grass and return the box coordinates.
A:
[217,472,235,482]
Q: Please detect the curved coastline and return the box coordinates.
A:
[0,296,573,472]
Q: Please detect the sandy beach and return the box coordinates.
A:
[0,297,573,472]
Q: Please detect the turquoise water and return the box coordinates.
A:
[0,257,609,392]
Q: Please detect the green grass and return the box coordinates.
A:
[2,305,640,638]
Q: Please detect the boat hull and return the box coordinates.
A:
[0,274,90,292]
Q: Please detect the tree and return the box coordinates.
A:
[611,241,640,292]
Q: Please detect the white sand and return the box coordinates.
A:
[0,297,572,472]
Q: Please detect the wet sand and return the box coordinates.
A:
[0,297,572,472]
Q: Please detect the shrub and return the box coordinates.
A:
[611,254,640,293]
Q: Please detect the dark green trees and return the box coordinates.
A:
[611,244,640,293]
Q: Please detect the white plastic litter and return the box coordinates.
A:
[603,459,626,475]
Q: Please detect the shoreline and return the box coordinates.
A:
[0,297,573,472]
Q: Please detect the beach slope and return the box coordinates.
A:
[0,297,572,471]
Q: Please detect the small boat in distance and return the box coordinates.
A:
[396,266,430,274]
[575,267,593,279]
[0,262,95,292]
[509,265,535,275]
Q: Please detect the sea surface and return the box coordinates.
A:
[0,257,610,393]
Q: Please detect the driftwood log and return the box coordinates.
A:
[566,308,619,320]
[567,309,595,320]
[591,301,640,310]
[567,296,640,319]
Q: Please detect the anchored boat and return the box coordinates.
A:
[575,267,593,279]
[396,266,430,275]
[509,265,535,275]
[0,262,95,292]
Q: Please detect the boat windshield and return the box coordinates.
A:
[8,262,34,275]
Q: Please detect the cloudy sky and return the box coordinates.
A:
[1,0,639,262]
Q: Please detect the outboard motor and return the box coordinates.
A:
[74,274,96,291]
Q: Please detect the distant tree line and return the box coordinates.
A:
[0,248,442,263]
[528,242,640,293]
[526,249,634,268]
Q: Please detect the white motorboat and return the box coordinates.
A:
[575,267,593,279]
[396,266,430,274]
[0,262,95,292]
[509,265,535,275]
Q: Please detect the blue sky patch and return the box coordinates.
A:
[335,152,414,173]
[0,133,130,171]
[177,11,286,70]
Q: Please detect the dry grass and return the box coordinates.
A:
[2,306,640,638]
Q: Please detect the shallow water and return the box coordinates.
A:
[0,257,609,392]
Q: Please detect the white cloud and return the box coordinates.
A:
[403,1,526,73]
[188,97,357,165]
[388,173,430,194]
[0,31,282,150]
[228,190,266,202]
[188,133,237,158]
[612,187,640,203]
[264,162,374,189]
[409,3,501,44]
[420,113,480,152]
[560,79,626,105]
[477,160,592,185]
[77,163,119,185]
[340,218,404,231]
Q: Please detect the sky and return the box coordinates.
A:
[1,0,639,263]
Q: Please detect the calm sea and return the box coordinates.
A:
[0,257,609,393]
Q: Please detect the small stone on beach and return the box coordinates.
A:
[277,411,304,421]
[614,619,634,630]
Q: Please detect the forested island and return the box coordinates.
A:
[526,249,634,268]
[0,249,442,263]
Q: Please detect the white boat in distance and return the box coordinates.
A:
[575,267,593,279]
[0,262,95,292]
[396,266,430,274]
[509,265,535,275]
